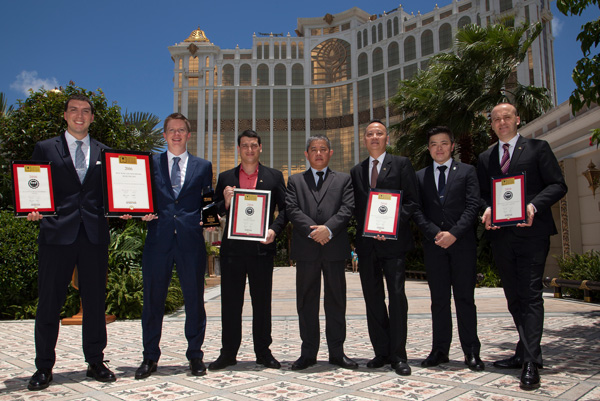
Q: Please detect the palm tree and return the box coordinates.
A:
[122,111,166,153]
[0,92,13,117]
[390,20,552,168]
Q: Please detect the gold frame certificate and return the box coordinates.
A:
[11,161,56,217]
[101,150,156,217]
[491,173,527,226]
[362,188,402,239]
[227,188,271,241]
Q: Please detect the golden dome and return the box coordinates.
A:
[184,27,210,43]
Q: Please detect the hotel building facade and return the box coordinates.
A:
[168,0,556,180]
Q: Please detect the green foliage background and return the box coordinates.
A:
[557,250,600,301]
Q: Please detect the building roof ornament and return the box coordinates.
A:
[184,27,210,43]
[323,13,334,25]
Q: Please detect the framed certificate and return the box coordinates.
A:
[11,161,56,217]
[491,173,527,226]
[101,149,156,217]
[227,188,271,241]
[362,188,402,239]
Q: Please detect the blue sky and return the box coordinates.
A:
[1,0,598,120]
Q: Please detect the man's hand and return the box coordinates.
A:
[374,234,387,241]
[26,211,43,221]
[481,207,500,230]
[434,231,456,249]
[516,204,535,227]
[261,229,276,245]
[309,225,330,245]
[223,185,236,209]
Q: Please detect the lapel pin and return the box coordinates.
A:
[453,166,456,170]
[518,147,522,150]
[383,168,387,171]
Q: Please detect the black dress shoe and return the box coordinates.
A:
[421,351,449,367]
[493,355,523,369]
[208,355,237,371]
[256,354,281,369]
[190,358,207,376]
[464,353,485,371]
[329,355,358,369]
[367,355,389,368]
[291,356,317,371]
[391,361,412,376]
[86,361,116,382]
[28,369,52,391]
[135,359,158,380]
[520,362,540,390]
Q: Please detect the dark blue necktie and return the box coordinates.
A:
[437,165,447,197]
[316,171,324,191]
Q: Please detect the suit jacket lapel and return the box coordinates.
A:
[443,160,459,199]
[159,152,174,198]
[303,169,320,203]
[56,133,81,184]
[378,154,393,184]
[424,165,441,205]
[84,138,101,184]
[180,154,196,195]
[509,136,526,174]
[360,158,370,189]
[317,169,334,203]
[488,144,502,176]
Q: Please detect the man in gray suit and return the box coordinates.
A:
[286,135,356,371]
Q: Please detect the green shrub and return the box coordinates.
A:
[0,210,39,319]
[557,250,600,301]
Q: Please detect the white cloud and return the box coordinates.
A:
[10,71,59,96]
[552,18,564,38]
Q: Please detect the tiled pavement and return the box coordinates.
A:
[1,266,599,400]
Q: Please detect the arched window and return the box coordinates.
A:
[393,17,399,35]
[263,42,270,58]
[372,48,384,72]
[189,56,198,72]
[404,36,416,62]
[311,39,352,84]
[205,56,210,68]
[274,63,286,85]
[458,16,471,29]
[256,43,262,59]
[239,64,251,86]
[357,31,362,49]
[421,29,434,56]
[222,64,234,86]
[388,42,400,66]
[387,20,392,38]
[363,29,368,45]
[439,23,452,50]
[378,23,383,41]
[257,64,269,86]
[358,53,368,76]
[292,63,304,85]
[372,26,377,44]
[291,42,297,59]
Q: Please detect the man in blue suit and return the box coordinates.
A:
[26,94,116,390]
[134,113,213,379]
[413,126,483,371]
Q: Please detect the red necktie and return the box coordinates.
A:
[500,143,510,174]
[371,160,379,188]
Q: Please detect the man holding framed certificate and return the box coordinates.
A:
[209,130,287,371]
[477,103,567,390]
[25,94,115,390]
[350,120,419,376]
[133,113,213,379]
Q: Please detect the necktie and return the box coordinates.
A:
[500,143,510,174]
[316,171,324,191]
[171,156,181,196]
[75,140,86,183]
[371,159,379,188]
[437,165,447,197]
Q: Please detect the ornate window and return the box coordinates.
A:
[372,48,384,72]
[388,42,400,66]
[274,64,286,85]
[421,30,434,56]
[404,36,416,62]
[311,39,352,84]
[439,23,452,50]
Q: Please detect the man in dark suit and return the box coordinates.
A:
[286,135,357,371]
[26,94,116,390]
[134,113,212,379]
[350,120,419,376]
[412,126,484,371]
[209,130,287,370]
[477,103,567,390]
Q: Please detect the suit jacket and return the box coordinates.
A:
[477,135,567,238]
[350,154,419,257]
[144,151,212,252]
[215,163,287,257]
[286,169,354,262]
[32,133,109,245]
[413,160,480,247]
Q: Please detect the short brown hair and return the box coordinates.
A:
[163,113,191,133]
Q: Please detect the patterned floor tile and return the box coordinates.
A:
[485,375,577,398]
[235,381,328,400]
[412,364,488,383]
[450,390,533,401]
[579,386,600,401]
[186,370,267,389]
[361,377,453,399]
[111,382,205,400]
[302,369,380,387]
